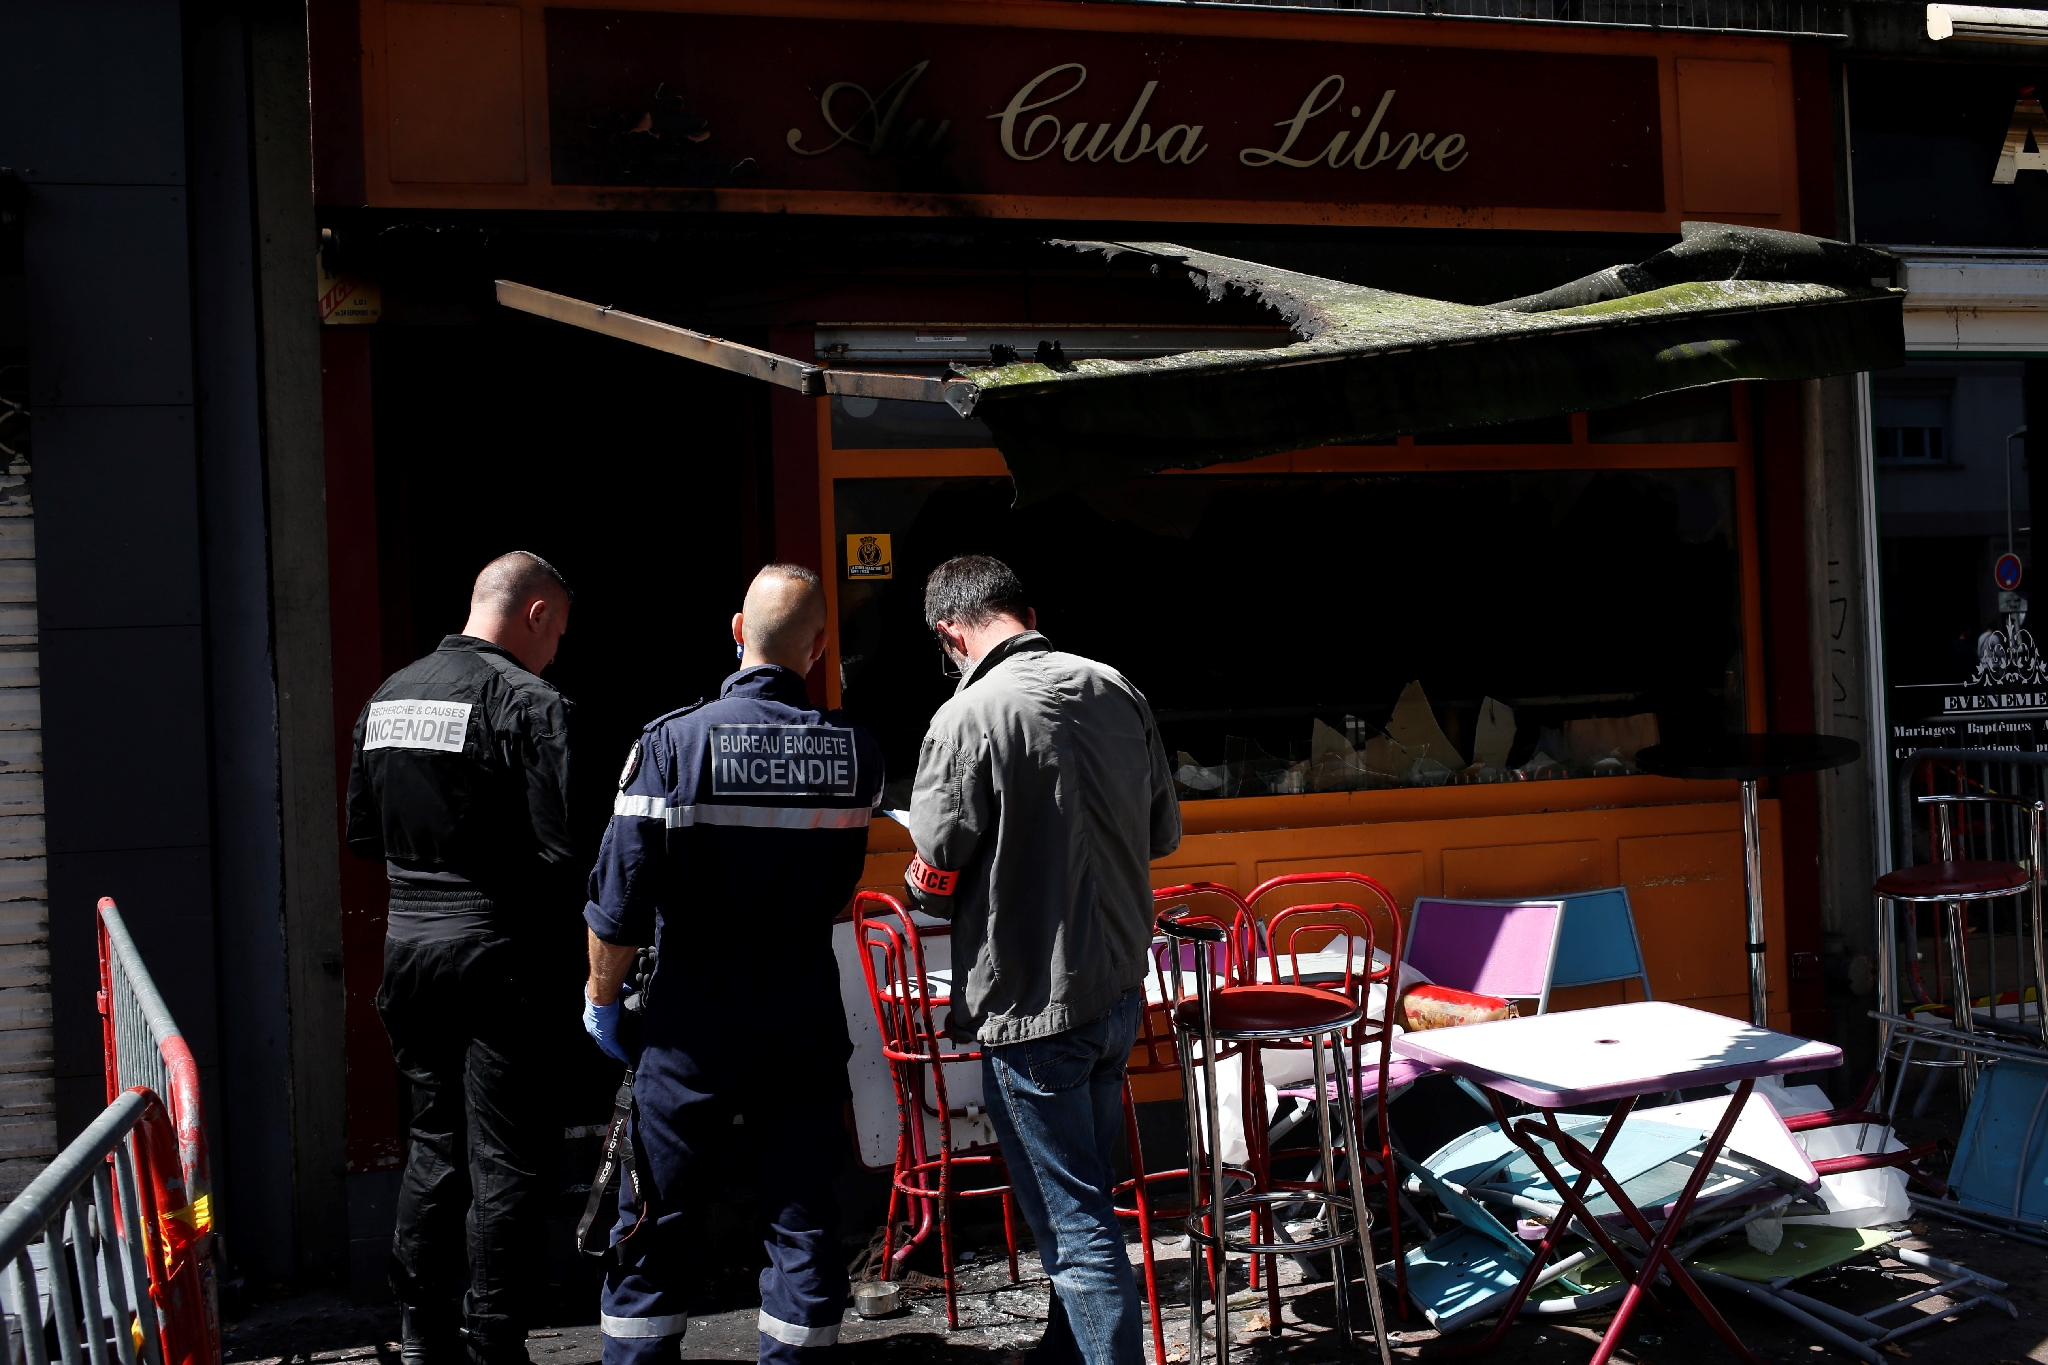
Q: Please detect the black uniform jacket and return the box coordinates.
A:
[346,634,575,935]
[584,664,882,1100]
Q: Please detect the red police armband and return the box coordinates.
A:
[906,855,958,897]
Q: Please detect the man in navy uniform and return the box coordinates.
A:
[582,563,882,1365]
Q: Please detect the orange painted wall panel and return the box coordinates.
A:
[384,2,528,184]
[1251,853,1430,919]
[1675,58,1783,215]
[1441,839,1605,898]
[1617,825,1784,1019]
[1151,862,1241,893]
[856,791,1787,1022]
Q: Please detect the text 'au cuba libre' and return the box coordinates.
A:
[787,63,1470,173]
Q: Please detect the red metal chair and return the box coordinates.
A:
[1116,883,1258,1362]
[1245,872,1409,1310]
[851,890,1020,1327]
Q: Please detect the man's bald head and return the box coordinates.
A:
[463,551,572,672]
[471,551,570,617]
[733,564,828,673]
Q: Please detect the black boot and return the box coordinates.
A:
[401,1308,462,1365]
[464,1329,534,1365]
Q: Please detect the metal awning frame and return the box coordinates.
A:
[494,280,977,405]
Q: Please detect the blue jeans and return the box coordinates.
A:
[983,989,1145,1365]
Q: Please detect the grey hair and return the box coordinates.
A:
[924,555,1029,632]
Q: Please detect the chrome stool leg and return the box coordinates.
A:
[1174,933,1230,1365]
[1309,1033,1348,1345]
[1943,893,1980,1103]
[1158,908,1393,1364]
[1329,1030,1393,1365]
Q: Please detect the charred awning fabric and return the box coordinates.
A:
[950,225,1903,504]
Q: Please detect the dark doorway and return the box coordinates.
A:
[371,320,771,1128]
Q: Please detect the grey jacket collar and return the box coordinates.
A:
[958,630,1050,695]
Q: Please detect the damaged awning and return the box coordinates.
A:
[496,222,1903,505]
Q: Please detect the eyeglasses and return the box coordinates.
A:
[933,626,965,680]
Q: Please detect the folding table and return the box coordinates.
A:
[1392,1000,1841,1364]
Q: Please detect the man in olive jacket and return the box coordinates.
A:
[905,555,1180,1365]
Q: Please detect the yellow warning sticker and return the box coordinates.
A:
[847,534,893,580]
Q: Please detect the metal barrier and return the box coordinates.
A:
[0,1086,217,1365]
[88,900,218,1365]
[94,902,208,1202]
[1888,749,2048,1046]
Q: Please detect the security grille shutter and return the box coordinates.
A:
[0,363,52,1198]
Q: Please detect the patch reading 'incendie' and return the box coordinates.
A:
[708,724,858,798]
[363,699,472,753]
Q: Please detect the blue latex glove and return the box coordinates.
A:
[583,984,633,1063]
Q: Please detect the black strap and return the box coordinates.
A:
[577,1071,648,1265]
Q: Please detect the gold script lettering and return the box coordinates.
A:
[988,64,1089,162]
[1240,75,1345,168]
[1345,91,1396,169]
[786,60,932,157]
[1393,131,1437,169]
[1151,124,1207,165]
[1107,81,1160,163]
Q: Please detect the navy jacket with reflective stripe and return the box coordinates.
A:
[584,664,882,1093]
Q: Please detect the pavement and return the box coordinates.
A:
[221,1210,2048,1365]
[219,1077,2048,1365]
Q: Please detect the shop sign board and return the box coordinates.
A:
[541,9,1664,215]
[1890,608,2048,758]
[1849,60,2048,248]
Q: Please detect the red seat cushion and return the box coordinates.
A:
[1173,983,1360,1037]
[1873,860,2030,899]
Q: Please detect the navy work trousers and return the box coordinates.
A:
[602,1080,848,1365]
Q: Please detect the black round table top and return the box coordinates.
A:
[1635,733,1861,781]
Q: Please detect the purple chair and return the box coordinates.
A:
[1404,896,1569,1015]
[1272,898,1568,1116]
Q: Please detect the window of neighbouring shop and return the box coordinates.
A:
[1875,361,2035,767]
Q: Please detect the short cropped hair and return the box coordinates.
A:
[924,555,1030,632]
[755,562,820,592]
[472,551,571,614]
[741,563,825,661]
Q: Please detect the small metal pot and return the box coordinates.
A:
[852,1282,902,1318]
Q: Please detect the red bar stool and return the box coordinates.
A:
[1158,908,1394,1365]
[852,890,1021,1328]
[1875,792,2047,1106]
[1245,873,1409,1309]
[1254,898,1413,1313]
[1117,883,1259,1364]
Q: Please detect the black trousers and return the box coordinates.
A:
[377,929,559,1345]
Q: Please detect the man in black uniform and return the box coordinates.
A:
[347,551,577,1365]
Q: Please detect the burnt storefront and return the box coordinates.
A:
[309,0,1867,1286]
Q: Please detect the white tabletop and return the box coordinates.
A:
[1390,1001,1841,1107]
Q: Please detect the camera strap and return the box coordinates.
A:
[576,1069,648,1265]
